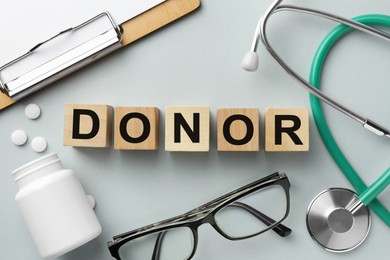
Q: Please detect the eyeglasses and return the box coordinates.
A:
[107,172,291,260]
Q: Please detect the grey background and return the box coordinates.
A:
[1,0,390,259]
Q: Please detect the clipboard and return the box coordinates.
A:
[0,0,200,111]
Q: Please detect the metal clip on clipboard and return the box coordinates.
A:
[0,0,201,110]
[0,12,122,101]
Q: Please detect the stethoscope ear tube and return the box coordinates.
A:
[245,2,390,138]
[309,14,390,227]
[248,0,390,137]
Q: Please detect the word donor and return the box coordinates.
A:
[63,104,309,152]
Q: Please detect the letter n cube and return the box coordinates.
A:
[165,106,210,152]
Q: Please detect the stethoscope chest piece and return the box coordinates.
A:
[306,188,371,252]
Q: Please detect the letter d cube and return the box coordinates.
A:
[64,104,113,148]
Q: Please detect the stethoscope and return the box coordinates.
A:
[241,0,390,252]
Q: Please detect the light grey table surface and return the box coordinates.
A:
[1,0,390,259]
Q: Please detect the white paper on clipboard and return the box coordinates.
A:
[0,0,165,66]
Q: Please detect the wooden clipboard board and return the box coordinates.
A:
[0,0,200,110]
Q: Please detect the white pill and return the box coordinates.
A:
[25,104,41,119]
[11,129,28,146]
[31,136,47,153]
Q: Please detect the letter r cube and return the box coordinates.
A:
[64,104,113,148]
[265,108,309,152]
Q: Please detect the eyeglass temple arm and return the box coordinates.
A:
[152,231,167,260]
[112,213,185,241]
[229,202,292,237]
[196,173,285,211]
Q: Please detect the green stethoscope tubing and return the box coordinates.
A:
[309,14,390,227]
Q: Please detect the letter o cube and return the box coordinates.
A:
[217,108,259,151]
[114,107,159,150]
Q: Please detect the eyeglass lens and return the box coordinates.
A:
[118,227,194,260]
[215,185,287,238]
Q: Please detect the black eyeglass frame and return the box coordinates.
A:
[107,172,291,260]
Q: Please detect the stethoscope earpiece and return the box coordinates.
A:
[241,51,259,72]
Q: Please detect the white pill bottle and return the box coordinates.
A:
[12,153,102,259]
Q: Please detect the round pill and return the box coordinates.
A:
[31,136,47,153]
[11,129,28,146]
[25,104,41,119]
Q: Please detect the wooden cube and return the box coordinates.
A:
[165,106,210,152]
[114,107,159,150]
[64,104,113,148]
[217,108,259,151]
[265,108,309,152]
